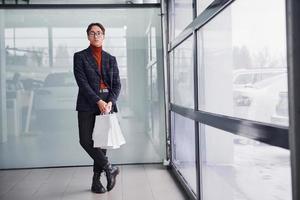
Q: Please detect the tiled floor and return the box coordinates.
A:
[0,164,187,200]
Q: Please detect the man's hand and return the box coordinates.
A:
[97,99,107,113]
[105,101,112,114]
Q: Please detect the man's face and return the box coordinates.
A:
[88,25,104,47]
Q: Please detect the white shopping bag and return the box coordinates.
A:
[92,113,126,149]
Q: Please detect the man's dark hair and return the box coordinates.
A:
[86,23,105,35]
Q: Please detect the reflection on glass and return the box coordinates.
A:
[147,68,152,137]
[200,125,291,200]
[147,26,157,63]
[146,63,163,150]
[170,36,194,108]
[0,8,164,168]
[151,27,157,61]
[151,64,158,101]
[145,24,165,153]
[5,28,49,67]
[197,0,288,126]
[172,112,196,193]
[169,0,193,40]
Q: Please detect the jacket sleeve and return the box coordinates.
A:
[107,56,121,104]
[73,52,101,104]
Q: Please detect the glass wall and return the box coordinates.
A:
[166,0,291,199]
[0,8,165,168]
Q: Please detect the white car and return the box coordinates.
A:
[246,74,288,125]
[233,68,287,107]
[270,91,288,126]
[233,68,286,89]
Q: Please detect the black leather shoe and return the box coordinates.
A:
[103,163,119,191]
[91,172,106,193]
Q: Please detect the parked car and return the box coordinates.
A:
[246,74,288,125]
[33,72,77,131]
[21,78,44,91]
[233,68,286,89]
[233,69,287,107]
[33,72,77,111]
[271,91,288,126]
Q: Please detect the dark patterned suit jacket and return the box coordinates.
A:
[73,46,121,113]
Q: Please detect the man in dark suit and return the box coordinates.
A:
[73,23,121,194]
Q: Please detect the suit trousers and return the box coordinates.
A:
[78,111,108,173]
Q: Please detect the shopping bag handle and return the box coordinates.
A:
[100,111,114,116]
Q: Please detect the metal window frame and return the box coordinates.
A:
[169,161,197,200]
[171,104,289,149]
[286,0,300,199]
[192,1,202,198]
[160,0,171,164]
[168,0,233,52]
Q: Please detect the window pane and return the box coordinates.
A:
[169,0,193,40]
[171,112,196,193]
[197,0,288,126]
[170,37,194,108]
[200,124,292,200]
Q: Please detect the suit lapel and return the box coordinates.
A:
[102,51,112,87]
[84,47,101,77]
[102,51,109,75]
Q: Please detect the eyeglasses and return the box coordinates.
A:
[88,31,104,38]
